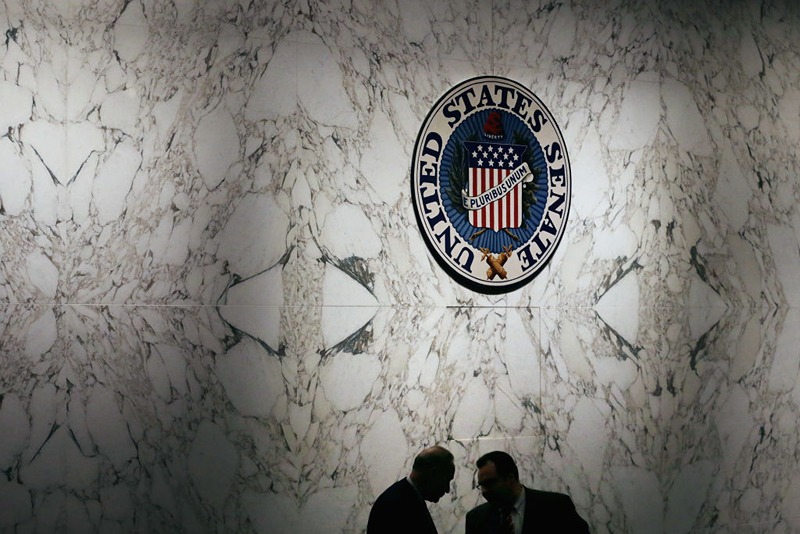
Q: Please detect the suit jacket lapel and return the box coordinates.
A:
[486,504,503,534]
[521,487,538,534]
[404,479,437,533]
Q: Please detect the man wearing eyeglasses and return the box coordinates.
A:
[466,451,589,534]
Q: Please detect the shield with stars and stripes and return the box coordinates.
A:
[464,141,528,231]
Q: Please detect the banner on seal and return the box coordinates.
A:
[461,161,533,211]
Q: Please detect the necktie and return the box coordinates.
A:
[501,508,515,534]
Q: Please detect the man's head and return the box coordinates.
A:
[409,446,455,503]
[475,451,523,507]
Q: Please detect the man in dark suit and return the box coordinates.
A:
[466,451,589,534]
[367,445,455,534]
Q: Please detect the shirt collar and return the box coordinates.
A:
[406,476,425,501]
[510,486,526,514]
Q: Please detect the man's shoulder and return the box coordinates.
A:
[466,500,494,520]
[467,500,493,513]
[382,479,410,492]
[525,487,581,512]
[523,487,590,533]
[526,487,574,503]
[374,479,414,505]
[368,479,434,534]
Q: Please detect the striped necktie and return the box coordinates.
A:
[501,507,515,534]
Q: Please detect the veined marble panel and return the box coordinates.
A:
[7,0,792,310]
[497,0,800,91]
[2,1,800,534]
[228,303,545,533]
[0,303,542,533]
[2,302,799,533]
[539,305,800,533]
[0,8,68,302]
[287,36,498,308]
[299,0,492,64]
[2,1,303,306]
[61,11,295,306]
[0,304,232,532]
[494,0,800,311]
[2,0,498,307]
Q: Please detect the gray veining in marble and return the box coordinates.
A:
[1,0,799,532]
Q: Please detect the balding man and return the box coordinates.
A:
[367,445,455,534]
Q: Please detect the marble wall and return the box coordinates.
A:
[0,0,798,532]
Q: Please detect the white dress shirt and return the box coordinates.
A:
[507,488,527,534]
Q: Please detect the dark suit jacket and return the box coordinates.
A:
[466,487,589,534]
[367,478,438,534]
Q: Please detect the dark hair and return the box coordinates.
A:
[476,451,519,480]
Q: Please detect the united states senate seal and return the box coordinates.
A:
[411,76,571,294]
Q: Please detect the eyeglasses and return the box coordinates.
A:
[474,477,500,490]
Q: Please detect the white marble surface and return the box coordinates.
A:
[0,303,797,532]
[1,0,800,532]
